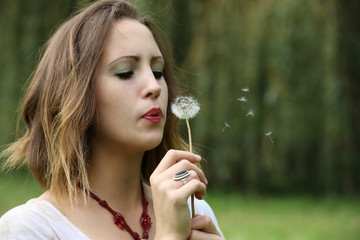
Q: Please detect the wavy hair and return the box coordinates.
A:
[1,0,188,203]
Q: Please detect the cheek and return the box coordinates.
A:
[161,85,169,115]
[94,80,127,123]
[162,82,169,103]
[95,76,127,107]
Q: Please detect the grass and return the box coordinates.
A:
[1,172,360,239]
[206,192,360,240]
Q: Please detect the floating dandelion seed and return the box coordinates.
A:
[246,109,255,117]
[265,131,274,143]
[237,96,248,102]
[237,96,248,109]
[171,95,200,218]
[241,87,250,92]
[222,121,231,132]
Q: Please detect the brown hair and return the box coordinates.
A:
[2,0,187,202]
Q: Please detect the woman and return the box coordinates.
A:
[0,1,224,239]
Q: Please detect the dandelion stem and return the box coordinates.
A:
[186,118,192,153]
[186,117,195,218]
[268,135,274,143]
[191,191,195,218]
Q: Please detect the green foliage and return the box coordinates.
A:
[0,0,78,145]
[0,172,42,215]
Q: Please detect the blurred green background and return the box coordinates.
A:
[1,0,360,239]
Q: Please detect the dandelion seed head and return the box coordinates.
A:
[246,109,255,117]
[171,96,200,119]
[237,96,248,102]
[241,87,250,92]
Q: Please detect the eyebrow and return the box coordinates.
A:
[109,55,138,65]
[109,55,164,66]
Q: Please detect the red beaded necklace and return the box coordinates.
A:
[89,185,152,240]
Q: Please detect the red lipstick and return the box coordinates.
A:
[141,108,162,123]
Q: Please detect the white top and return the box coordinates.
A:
[0,197,223,239]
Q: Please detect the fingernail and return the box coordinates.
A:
[195,154,201,161]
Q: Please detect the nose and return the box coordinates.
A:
[143,73,161,99]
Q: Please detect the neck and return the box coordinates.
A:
[88,140,145,210]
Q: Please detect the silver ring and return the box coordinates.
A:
[172,170,190,183]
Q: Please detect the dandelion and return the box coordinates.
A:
[237,96,248,109]
[171,96,200,153]
[241,87,250,92]
[222,121,231,132]
[246,109,255,117]
[265,131,274,143]
[171,96,200,121]
[171,95,200,218]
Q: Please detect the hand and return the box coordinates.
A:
[189,215,224,240]
[150,150,208,240]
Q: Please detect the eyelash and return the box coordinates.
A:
[115,71,134,80]
[153,71,164,80]
[115,71,164,80]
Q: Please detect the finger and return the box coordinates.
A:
[153,149,201,175]
[151,163,207,191]
[154,169,199,192]
[172,170,200,188]
[191,215,222,237]
[162,160,208,185]
[174,179,206,202]
[158,170,206,200]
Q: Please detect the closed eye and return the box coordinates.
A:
[153,71,164,80]
[115,71,133,80]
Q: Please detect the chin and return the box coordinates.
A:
[143,135,164,151]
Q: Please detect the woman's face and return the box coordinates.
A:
[93,18,168,153]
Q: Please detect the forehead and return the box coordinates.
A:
[101,18,161,63]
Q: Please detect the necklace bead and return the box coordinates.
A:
[89,184,151,240]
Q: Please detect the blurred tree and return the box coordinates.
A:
[0,0,87,146]
[171,0,359,195]
[335,0,360,194]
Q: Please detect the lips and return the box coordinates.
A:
[141,108,163,123]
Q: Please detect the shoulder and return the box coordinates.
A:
[0,199,57,239]
[0,198,89,240]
